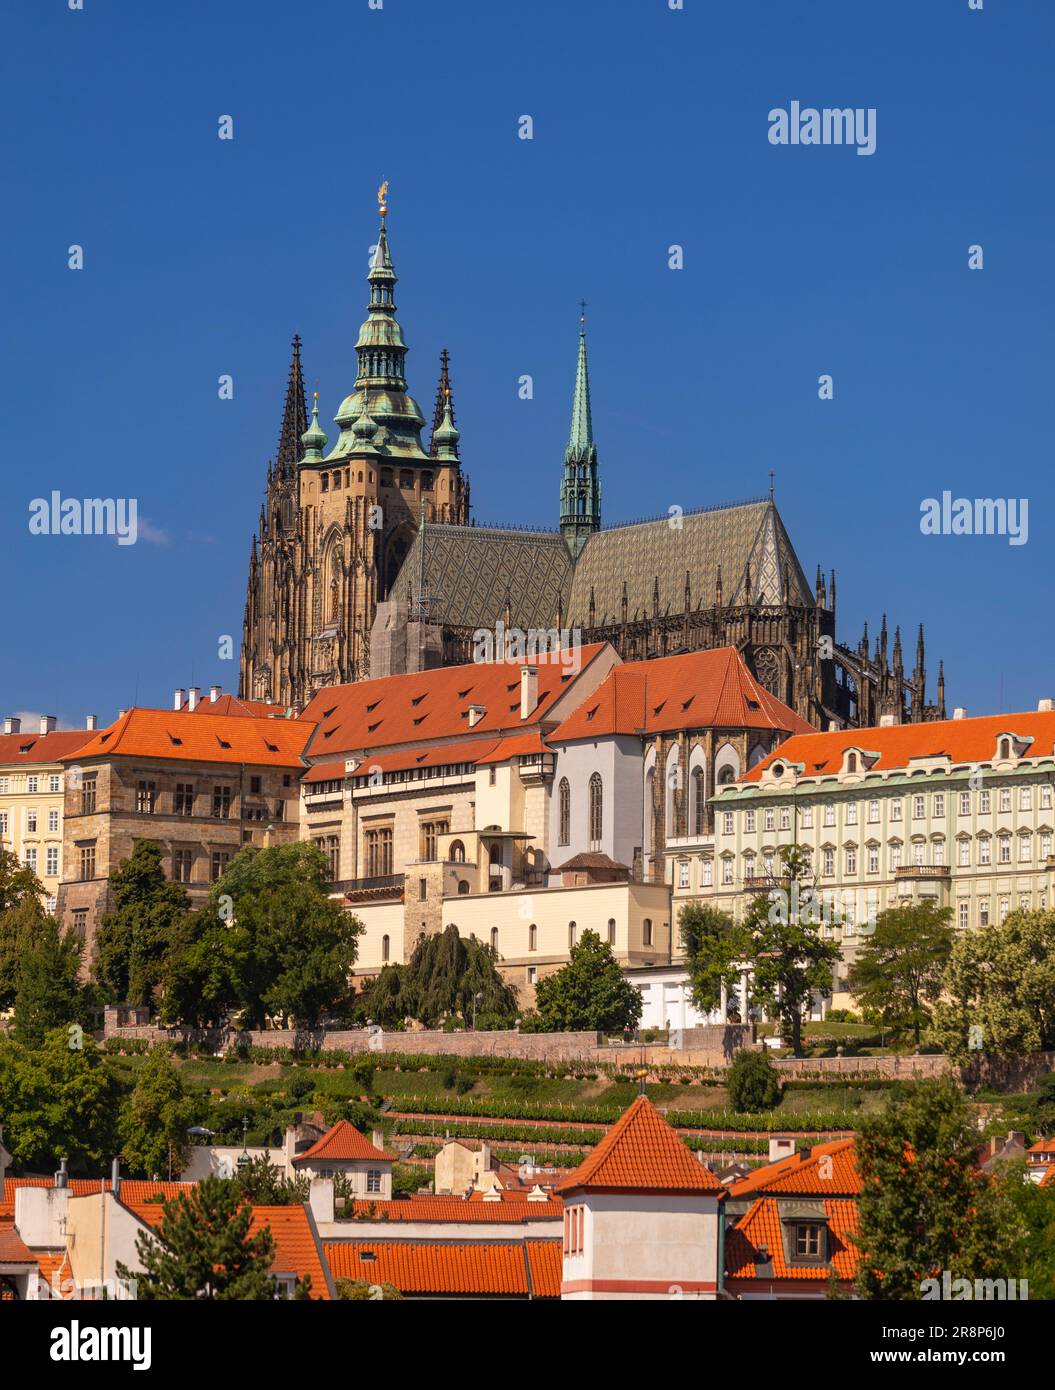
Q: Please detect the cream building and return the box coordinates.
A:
[0,716,93,911]
[703,704,1055,1010]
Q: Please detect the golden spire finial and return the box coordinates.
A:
[377,179,389,220]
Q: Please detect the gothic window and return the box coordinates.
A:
[753,647,780,696]
[588,773,603,848]
[692,767,706,835]
[558,778,571,846]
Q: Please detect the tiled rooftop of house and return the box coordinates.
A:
[555,1096,724,1196]
[724,1197,859,1283]
[324,1238,561,1297]
[727,1139,860,1199]
[58,707,315,768]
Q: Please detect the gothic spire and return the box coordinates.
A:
[431,386,460,463]
[430,349,456,454]
[301,391,328,463]
[276,334,308,478]
[559,305,601,558]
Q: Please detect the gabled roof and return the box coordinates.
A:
[728,1138,860,1198]
[473,731,549,764]
[551,647,813,742]
[300,648,607,759]
[127,1201,332,1298]
[724,1197,859,1282]
[743,710,1055,784]
[304,737,504,783]
[0,730,91,767]
[347,1195,560,1223]
[57,708,315,768]
[324,1238,561,1297]
[555,1096,723,1195]
[182,693,302,719]
[291,1119,396,1164]
[551,851,628,873]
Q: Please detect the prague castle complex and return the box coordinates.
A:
[242,186,944,733]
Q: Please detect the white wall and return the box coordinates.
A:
[549,735,643,871]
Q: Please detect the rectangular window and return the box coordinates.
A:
[801,806,813,829]
[867,800,879,823]
[891,843,902,869]
[366,827,393,877]
[794,1224,823,1259]
[250,775,262,795]
[678,862,690,888]
[137,780,157,814]
[823,804,835,827]
[702,860,713,887]
[73,908,88,938]
[934,794,945,818]
[999,896,1010,923]
[174,783,195,816]
[999,788,1011,813]
[868,845,879,874]
[0,812,7,835]
[891,798,902,822]
[419,877,428,901]
[27,775,38,794]
[173,849,193,883]
[979,838,991,865]
[979,901,990,928]
[722,859,733,885]
[722,811,733,835]
[980,790,991,814]
[527,965,537,985]
[745,809,756,832]
[420,820,447,861]
[49,774,60,793]
[764,808,775,832]
[1042,831,1052,858]
[24,847,37,871]
[846,803,857,826]
[26,810,37,833]
[0,777,7,793]
[212,785,232,819]
[48,809,59,832]
[913,795,925,820]
[1019,835,1032,863]
[81,776,97,815]
[933,840,945,865]
[1042,787,1053,811]
[958,839,970,866]
[999,837,1011,864]
[822,848,834,877]
[79,843,96,880]
[366,1171,382,1194]
[845,848,856,874]
[1020,786,1032,811]
[959,791,971,816]
[46,846,59,876]
[779,806,790,831]
[211,850,231,882]
[958,901,969,930]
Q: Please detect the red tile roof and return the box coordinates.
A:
[742,709,1055,783]
[0,1222,35,1265]
[347,1196,560,1223]
[551,647,813,743]
[473,731,550,764]
[292,1120,396,1165]
[58,708,314,768]
[324,1239,561,1297]
[725,1197,859,1282]
[182,693,302,719]
[304,738,502,783]
[127,1201,332,1298]
[1041,1165,1055,1188]
[728,1139,860,1198]
[1026,1138,1055,1155]
[556,1096,724,1195]
[0,730,91,766]
[300,647,609,759]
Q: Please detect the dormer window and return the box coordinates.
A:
[847,752,858,773]
[793,1223,826,1260]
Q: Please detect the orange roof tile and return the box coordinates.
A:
[347,1196,560,1223]
[725,1197,859,1282]
[551,648,813,743]
[728,1138,860,1198]
[555,1096,724,1195]
[324,1239,561,1297]
[0,1222,36,1265]
[304,738,503,783]
[473,731,549,764]
[0,729,92,766]
[57,707,314,768]
[742,709,1055,783]
[300,647,608,759]
[126,1201,331,1298]
[1026,1138,1055,1155]
[292,1119,396,1164]
[4,1177,193,1202]
[182,693,303,719]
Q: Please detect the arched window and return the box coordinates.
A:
[607,918,616,945]
[558,778,571,846]
[717,765,735,785]
[381,934,390,962]
[529,924,537,951]
[692,767,706,836]
[449,840,465,863]
[1000,738,1011,759]
[568,921,577,950]
[491,927,499,952]
[588,773,603,848]
[847,752,858,773]
[457,880,470,895]
[643,918,654,947]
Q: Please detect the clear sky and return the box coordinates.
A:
[2,0,1052,728]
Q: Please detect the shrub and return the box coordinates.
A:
[727,1050,782,1113]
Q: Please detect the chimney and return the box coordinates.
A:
[520,666,538,720]
[111,1156,121,1199]
[953,707,967,720]
[209,685,222,703]
[39,715,57,736]
[118,708,129,719]
[2,717,20,735]
[468,704,486,728]
[85,714,97,731]
[187,687,200,712]
[769,1135,797,1162]
[827,719,842,732]
[1039,699,1054,713]
[308,1177,334,1225]
[173,688,185,711]
[878,713,896,728]
[54,1157,68,1190]
[371,1129,385,1154]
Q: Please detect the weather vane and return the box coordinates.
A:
[378,179,389,220]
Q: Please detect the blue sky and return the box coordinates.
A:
[2,0,1052,726]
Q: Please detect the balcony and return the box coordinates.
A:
[895,864,951,879]
[333,873,405,904]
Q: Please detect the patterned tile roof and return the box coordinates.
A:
[551,646,814,742]
[392,524,573,630]
[57,708,314,768]
[728,1138,860,1198]
[724,1197,859,1282]
[324,1238,561,1297]
[555,1096,724,1195]
[743,710,1055,784]
[292,1120,395,1164]
[567,499,812,627]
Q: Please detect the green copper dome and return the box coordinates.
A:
[300,396,328,462]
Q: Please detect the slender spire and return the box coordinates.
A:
[559,305,601,557]
[301,391,328,463]
[431,385,460,463]
[276,334,308,477]
[430,349,456,453]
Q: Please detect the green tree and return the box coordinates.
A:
[930,909,1055,1063]
[400,924,518,1028]
[232,1153,310,1206]
[158,907,238,1027]
[119,1045,194,1179]
[742,845,841,1057]
[848,901,954,1046]
[998,1163,1055,1299]
[533,929,642,1033]
[679,902,747,1018]
[0,849,48,1007]
[13,916,86,1047]
[214,843,363,1027]
[853,1077,1024,1300]
[0,1029,120,1174]
[355,962,409,1027]
[336,1278,404,1300]
[93,840,191,1007]
[726,1048,782,1112]
[117,1176,306,1299]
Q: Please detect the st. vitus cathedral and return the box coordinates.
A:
[240,189,945,731]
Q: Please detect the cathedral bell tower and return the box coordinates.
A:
[559,306,601,558]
